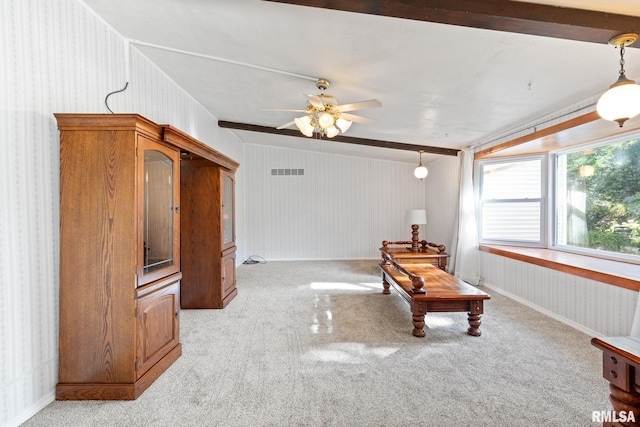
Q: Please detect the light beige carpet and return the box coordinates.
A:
[23,260,610,426]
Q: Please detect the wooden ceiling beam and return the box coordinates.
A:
[264,0,640,46]
[218,121,460,156]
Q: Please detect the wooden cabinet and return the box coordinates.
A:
[55,114,238,400]
[180,160,238,308]
[56,114,182,400]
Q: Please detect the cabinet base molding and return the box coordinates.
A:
[55,344,182,400]
[221,288,238,309]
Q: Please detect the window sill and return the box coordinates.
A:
[478,244,640,291]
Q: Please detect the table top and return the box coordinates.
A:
[381,262,490,301]
[591,336,640,365]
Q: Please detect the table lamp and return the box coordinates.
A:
[406,209,427,252]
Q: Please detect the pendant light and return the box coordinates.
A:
[414,150,428,179]
[596,33,640,128]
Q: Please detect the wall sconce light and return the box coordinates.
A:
[597,33,640,128]
[414,150,428,179]
[405,209,427,252]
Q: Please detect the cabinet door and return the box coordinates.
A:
[138,136,181,286]
[221,171,235,252]
[222,250,236,298]
[136,279,180,379]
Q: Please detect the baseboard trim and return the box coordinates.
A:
[484,283,603,338]
[5,391,55,427]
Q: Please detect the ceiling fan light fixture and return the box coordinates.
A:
[270,78,381,139]
[597,33,640,127]
[325,126,339,138]
[336,118,352,133]
[295,115,314,137]
[317,112,335,129]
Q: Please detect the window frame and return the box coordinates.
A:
[550,131,640,264]
[475,154,547,248]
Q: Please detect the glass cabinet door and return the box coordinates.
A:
[222,172,235,248]
[138,136,180,286]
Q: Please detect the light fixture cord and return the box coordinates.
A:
[619,44,626,76]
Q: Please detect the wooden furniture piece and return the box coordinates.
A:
[591,336,640,426]
[379,256,490,337]
[56,114,238,400]
[179,159,237,308]
[380,240,449,270]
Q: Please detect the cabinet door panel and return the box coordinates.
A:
[138,136,181,286]
[136,280,180,379]
[221,171,235,251]
[222,251,236,298]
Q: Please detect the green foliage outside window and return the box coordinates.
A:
[565,138,640,255]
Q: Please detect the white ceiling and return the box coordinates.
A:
[82,0,640,164]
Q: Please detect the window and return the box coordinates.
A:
[554,134,640,260]
[477,156,545,245]
[477,131,640,263]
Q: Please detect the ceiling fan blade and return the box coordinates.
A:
[263,109,307,112]
[276,120,296,130]
[336,99,382,112]
[307,95,325,111]
[340,113,376,125]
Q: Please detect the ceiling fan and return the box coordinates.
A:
[266,78,382,138]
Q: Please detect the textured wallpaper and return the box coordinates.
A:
[2,0,635,425]
[1,1,242,425]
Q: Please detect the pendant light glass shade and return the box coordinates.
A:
[414,150,428,179]
[597,34,640,128]
[596,79,640,127]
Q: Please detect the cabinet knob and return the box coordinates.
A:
[175,310,179,318]
[174,205,180,212]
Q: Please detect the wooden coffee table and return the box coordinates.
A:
[380,258,490,337]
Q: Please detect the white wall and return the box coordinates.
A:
[1,1,243,425]
[480,252,637,337]
[243,143,429,260]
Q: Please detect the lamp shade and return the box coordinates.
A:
[596,81,640,127]
[294,116,314,137]
[414,164,428,179]
[317,112,335,129]
[325,126,339,138]
[405,209,427,225]
[336,118,352,133]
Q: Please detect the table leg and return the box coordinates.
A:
[605,383,640,426]
[467,313,482,336]
[412,314,425,338]
[382,277,390,295]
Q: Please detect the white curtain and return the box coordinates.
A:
[449,148,480,284]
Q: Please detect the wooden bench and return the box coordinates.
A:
[380,240,449,270]
[380,256,490,337]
